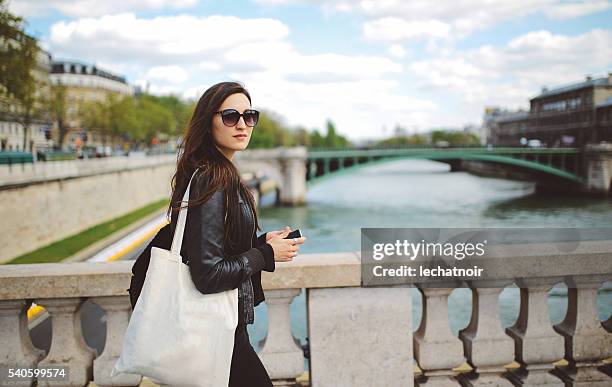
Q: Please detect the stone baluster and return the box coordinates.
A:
[258,289,304,386]
[414,287,465,387]
[90,296,141,387]
[458,287,514,386]
[308,286,413,387]
[0,300,45,386]
[36,298,95,387]
[553,279,612,386]
[505,283,565,386]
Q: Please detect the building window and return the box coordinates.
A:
[566,97,581,109]
[542,97,581,112]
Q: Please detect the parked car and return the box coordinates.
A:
[95,146,113,157]
[527,139,544,148]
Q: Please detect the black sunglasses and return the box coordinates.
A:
[215,109,259,127]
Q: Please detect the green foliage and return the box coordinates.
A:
[80,94,136,144]
[49,83,69,147]
[0,1,36,102]
[323,120,350,148]
[249,109,294,148]
[293,126,311,146]
[133,95,175,142]
[309,129,324,147]
[377,134,428,147]
[139,94,193,135]
[431,130,480,146]
[0,1,49,150]
[81,93,188,145]
[305,120,351,149]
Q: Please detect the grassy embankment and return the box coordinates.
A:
[6,199,169,264]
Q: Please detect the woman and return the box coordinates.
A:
[129,81,306,386]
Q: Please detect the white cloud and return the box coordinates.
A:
[47,13,403,84]
[198,61,222,71]
[230,74,438,140]
[49,13,290,64]
[363,18,451,42]
[387,44,407,58]
[9,0,197,18]
[409,29,612,122]
[44,12,424,139]
[145,65,189,84]
[254,0,612,43]
[34,2,611,139]
[545,0,611,19]
[134,79,183,95]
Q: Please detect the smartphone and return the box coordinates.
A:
[284,229,302,239]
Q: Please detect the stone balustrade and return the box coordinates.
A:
[0,243,610,386]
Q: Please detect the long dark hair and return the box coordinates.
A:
[167,81,260,251]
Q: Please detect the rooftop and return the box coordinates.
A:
[495,111,530,123]
[533,74,611,100]
[51,60,127,84]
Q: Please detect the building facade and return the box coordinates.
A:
[488,73,612,147]
[49,61,134,150]
[482,107,529,146]
[0,43,53,152]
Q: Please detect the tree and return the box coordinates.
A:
[0,0,31,99]
[250,109,294,148]
[431,129,480,146]
[134,95,175,143]
[49,83,69,149]
[376,134,428,147]
[293,126,311,146]
[0,1,48,152]
[81,94,137,146]
[309,129,324,148]
[150,94,191,135]
[322,119,350,149]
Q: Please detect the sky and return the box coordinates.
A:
[8,0,612,141]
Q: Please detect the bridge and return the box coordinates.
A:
[306,146,583,184]
[233,143,612,205]
[0,242,610,386]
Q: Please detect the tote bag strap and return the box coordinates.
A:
[170,169,199,255]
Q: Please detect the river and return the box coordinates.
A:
[248,159,612,355]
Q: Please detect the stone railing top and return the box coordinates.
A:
[359,239,612,287]
[262,251,361,289]
[234,146,308,160]
[0,261,134,300]
[0,154,177,188]
[0,252,361,300]
[0,241,610,300]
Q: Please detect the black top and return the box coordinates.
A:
[128,170,275,325]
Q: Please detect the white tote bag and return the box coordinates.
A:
[112,170,239,387]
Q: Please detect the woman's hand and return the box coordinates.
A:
[265,226,291,242]
[267,228,307,262]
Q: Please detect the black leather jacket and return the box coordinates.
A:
[128,169,275,326]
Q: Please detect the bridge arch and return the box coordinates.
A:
[306,148,582,185]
